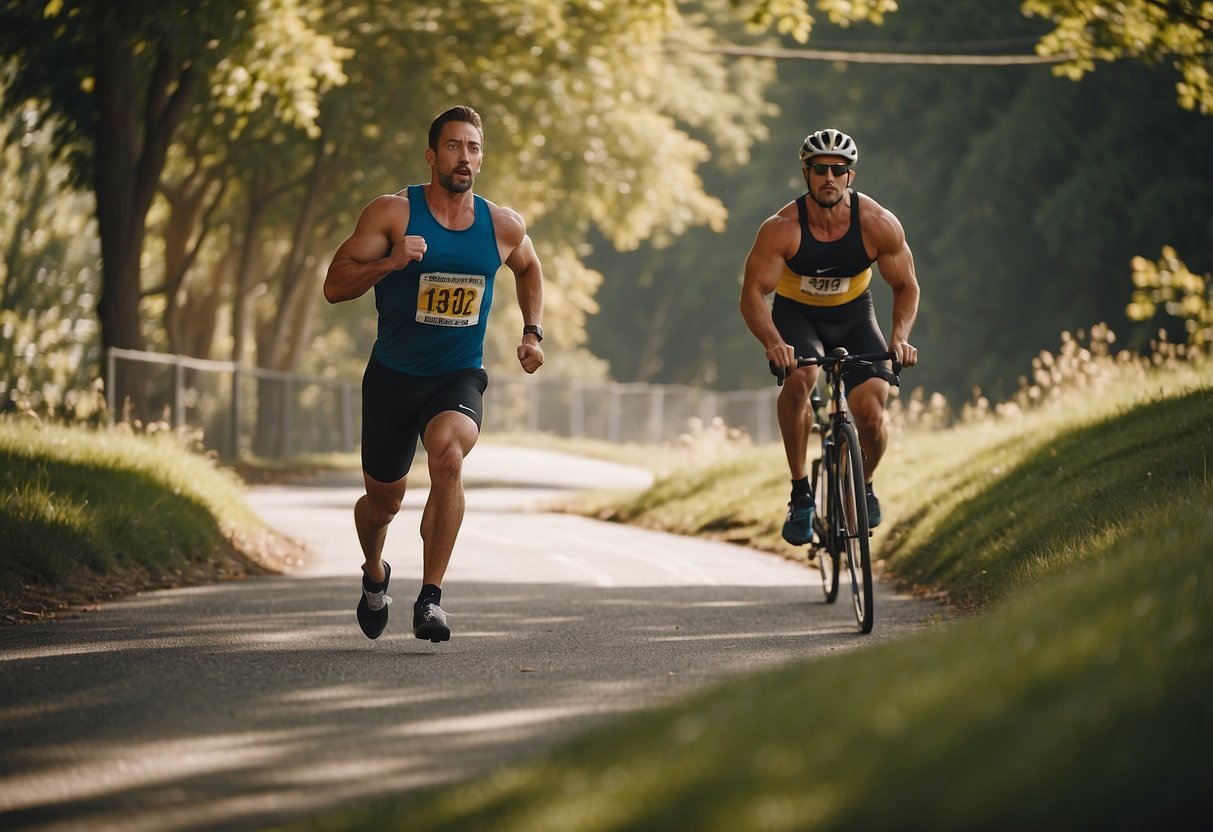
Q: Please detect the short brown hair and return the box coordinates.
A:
[428,105,483,150]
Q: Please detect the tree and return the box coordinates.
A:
[0,97,101,415]
[1024,0,1213,115]
[0,0,346,409]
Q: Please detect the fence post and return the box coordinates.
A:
[281,376,293,458]
[106,348,116,423]
[699,391,718,427]
[643,386,658,444]
[229,367,242,460]
[570,378,584,439]
[173,358,185,430]
[527,380,539,432]
[608,383,621,444]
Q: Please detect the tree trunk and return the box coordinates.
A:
[92,12,198,416]
[249,141,335,457]
[161,163,226,355]
[266,139,335,371]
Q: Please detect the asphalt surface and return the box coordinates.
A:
[0,444,942,832]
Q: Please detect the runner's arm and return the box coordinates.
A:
[499,208,544,374]
[324,195,422,303]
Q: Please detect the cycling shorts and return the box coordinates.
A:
[360,354,488,483]
[772,290,890,392]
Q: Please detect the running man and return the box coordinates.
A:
[324,105,545,642]
[740,128,919,543]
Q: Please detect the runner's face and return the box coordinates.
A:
[804,154,851,208]
[432,121,483,194]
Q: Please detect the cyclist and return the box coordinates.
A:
[740,128,919,543]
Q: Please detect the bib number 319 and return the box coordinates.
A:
[802,275,850,296]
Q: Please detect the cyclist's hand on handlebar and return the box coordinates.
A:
[889,340,918,367]
[765,342,797,371]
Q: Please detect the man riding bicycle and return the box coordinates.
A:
[740,128,920,543]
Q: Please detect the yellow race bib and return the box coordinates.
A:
[775,265,872,307]
[415,272,484,327]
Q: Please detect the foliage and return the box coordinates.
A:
[1127,245,1213,349]
[735,0,898,41]
[0,98,101,414]
[1024,0,1213,114]
[0,0,340,184]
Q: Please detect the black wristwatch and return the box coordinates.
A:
[522,324,544,343]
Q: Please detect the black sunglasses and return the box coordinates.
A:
[808,163,851,177]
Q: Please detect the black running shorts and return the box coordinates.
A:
[360,354,488,483]
[771,290,890,392]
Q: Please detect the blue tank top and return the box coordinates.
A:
[372,185,501,375]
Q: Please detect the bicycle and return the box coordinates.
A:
[771,348,901,633]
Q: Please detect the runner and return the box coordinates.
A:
[323,105,546,641]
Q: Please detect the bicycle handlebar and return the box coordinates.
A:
[769,349,904,387]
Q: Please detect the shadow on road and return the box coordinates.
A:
[0,574,928,832]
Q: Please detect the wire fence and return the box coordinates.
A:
[106,348,781,460]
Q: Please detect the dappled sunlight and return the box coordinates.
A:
[651,630,825,642]
[387,703,603,740]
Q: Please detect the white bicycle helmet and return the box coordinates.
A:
[799,128,858,165]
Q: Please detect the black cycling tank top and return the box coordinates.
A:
[776,191,875,307]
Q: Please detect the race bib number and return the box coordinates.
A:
[800,274,852,297]
[416,272,484,327]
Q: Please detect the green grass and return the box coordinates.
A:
[879,384,1213,607]
[0,418,270,601]
[283,370,1213,831]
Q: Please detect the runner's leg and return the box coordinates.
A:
[355,474,406,583]
[418,410,480,587]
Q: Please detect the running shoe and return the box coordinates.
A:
[413,601,451,643]
[866,487,882,528]
[356,561,392,640]
[781,495,815,546]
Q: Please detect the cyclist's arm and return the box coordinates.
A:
[323,194,417,303]
[865,202,920,366]
[741,214,799,369]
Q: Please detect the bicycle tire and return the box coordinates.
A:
[835,423,874,633]
[810,455,839,603]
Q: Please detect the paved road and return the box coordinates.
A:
[0,445,940,832]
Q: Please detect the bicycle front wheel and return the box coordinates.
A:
[835,423,873,633]
[810,455,839,603]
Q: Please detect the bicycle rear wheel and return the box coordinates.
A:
[835,423,873,633]
[810,455,839,603]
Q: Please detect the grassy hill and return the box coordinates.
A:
[0,419,298,621]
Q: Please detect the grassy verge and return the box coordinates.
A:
[0,418,300,621]
[285,371,1212,831]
